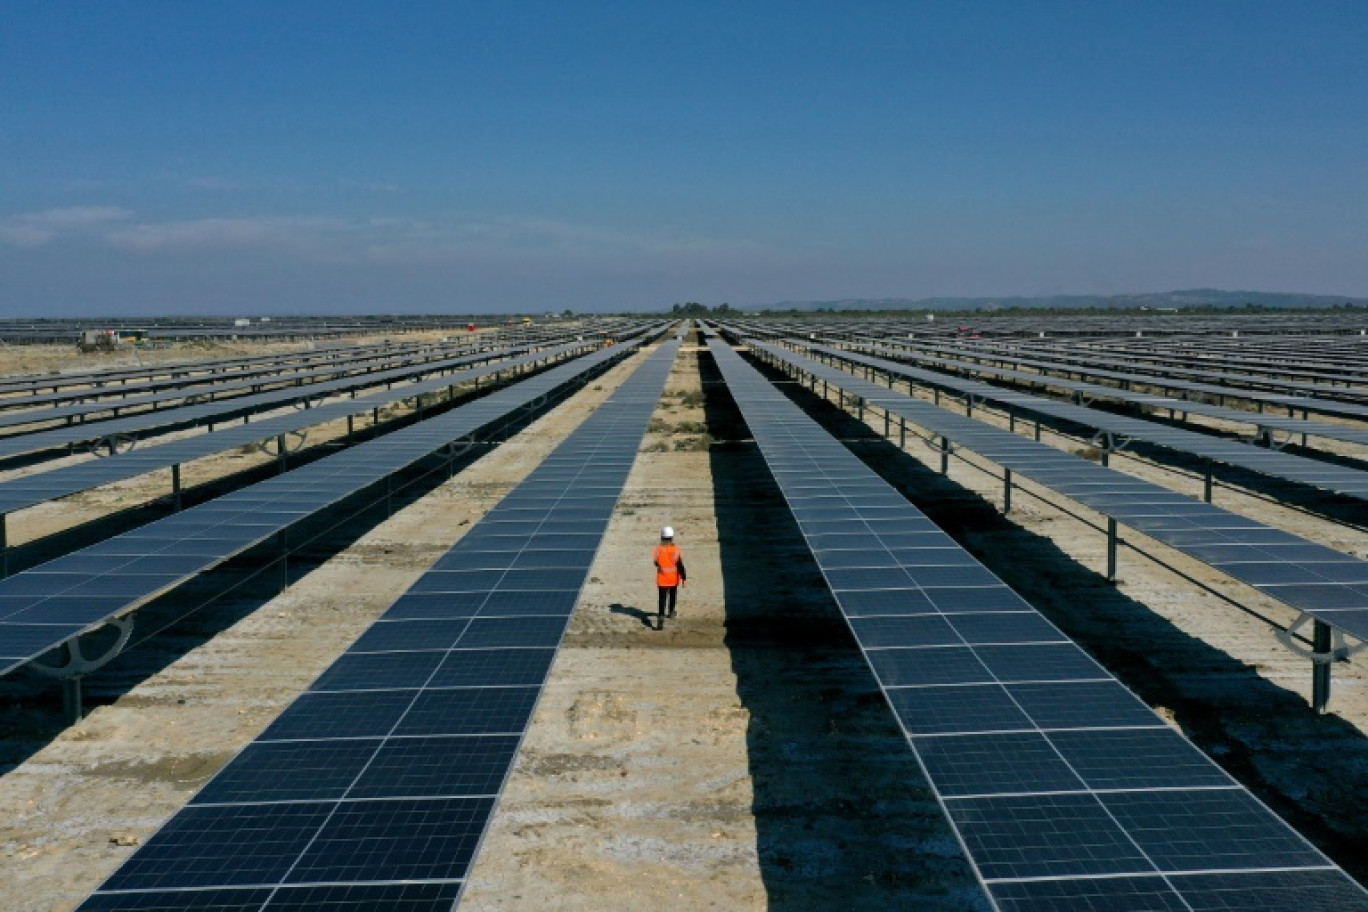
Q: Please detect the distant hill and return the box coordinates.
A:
[758,289,1368,312]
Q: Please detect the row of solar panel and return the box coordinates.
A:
[0,339,594,519]
[705,335,1368,911]
[0,336,445,408]
[0,336,473,427]
[942,333,1368,402]
[0,339,538,463]
[862,334,1368,430]
[744,338,1368,645]
[804,341,1368,500]
[77,334,683,910]
[0,339,643,676]
[838,324,1368,399]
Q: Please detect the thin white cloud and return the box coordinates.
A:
[0,206,133,247]
[2,205,793,276]
[340,179,404,193]
[104,216,355,254]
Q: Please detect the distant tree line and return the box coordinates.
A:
[670,302,734,316]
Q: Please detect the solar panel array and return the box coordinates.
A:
[802,341,1368,502]
[76,334,682,912]
[741,337,1368,645]
[0,340,639,678]
[860,335,1368,436]
[0,337,456,420]
[959,335,1368,403]
[0,337,415,404]
[706,335,1368,911]
[0,339,594,522]
[0,341,540,463]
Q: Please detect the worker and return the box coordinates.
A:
[653,526,687,628]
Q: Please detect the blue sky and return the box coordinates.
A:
[2,2,1366,315]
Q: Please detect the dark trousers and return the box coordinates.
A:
[657,585,678,615]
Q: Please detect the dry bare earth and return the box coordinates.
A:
[0,335,1365,911]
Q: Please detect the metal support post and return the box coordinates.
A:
[347,414,355,442]
[172,464,182,512]
[276,435,288,474]
[63,677,84,724]
[899,417,906,449]
[1106,518,1118,583]
[940,436,950,475]
[857,397,864,422]
[278,530,290,590]
[1003,469,1013,513]
[1034,420,1041,441]
[884,408,890,437]
[1203,461,1214,503]
[1009,409,1016,433]
[1313,619,1333,713]
[934,388,941,406]
[0,513,7,579]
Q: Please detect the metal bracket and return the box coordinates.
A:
[1088,430,1134,454]
[293,393,327,411]
[920,434,955,454]
[30,616,135,680]
[1072,391,1094,407]
[1254,425,1293,450]
[255,429,309,455]
[1277,613,1363,664]
[443,437,479,460]
[88,433,137,457]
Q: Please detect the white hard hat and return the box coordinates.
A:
[661,526,674,539]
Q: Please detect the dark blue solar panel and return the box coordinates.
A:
[101,803,334,891]
[947,793,1153,880]
[706,334,1368,908]
[1,339,639,679]
[283,796,493,883]
[78,331,682,910]
[990,876,1188,911]
[912,732,1084,797]
[193,741,379,804]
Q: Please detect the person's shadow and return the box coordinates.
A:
[609,603,655,629]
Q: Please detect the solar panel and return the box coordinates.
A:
[705,336,1368,911]
[0,339,649,680]
[841,336,1368,447]
[0,334,573,464]
[0,339,599,526]
[75,330,684,911]
[744,337,1368,649]
[803,341,1368,503]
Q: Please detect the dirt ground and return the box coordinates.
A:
[0,332,1365,910]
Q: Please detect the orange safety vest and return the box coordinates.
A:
[654,543,682,587]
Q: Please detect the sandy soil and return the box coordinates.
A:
[0,332,1364,911]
